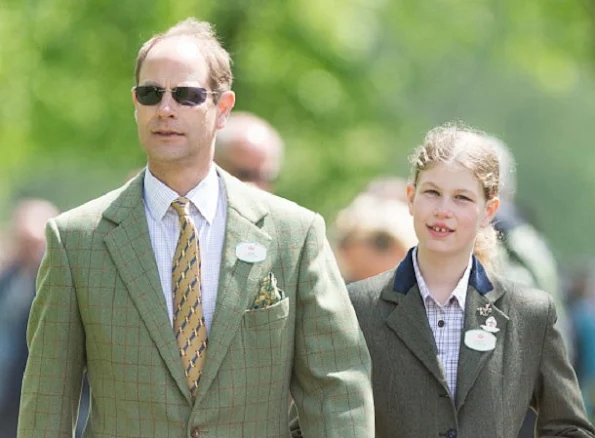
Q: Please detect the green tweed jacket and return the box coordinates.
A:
[18,169,374,438]
[348,248,594,438]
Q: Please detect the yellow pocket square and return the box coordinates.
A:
[252,272,285,309]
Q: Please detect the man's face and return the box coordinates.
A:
[133,36,233,171]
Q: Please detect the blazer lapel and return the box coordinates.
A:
[194,169,271,406]
[103,171,191,403]
[383,285,450,391]
[455,285,508,411]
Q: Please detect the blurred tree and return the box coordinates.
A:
[0,0,594,260]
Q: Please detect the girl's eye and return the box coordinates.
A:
[456,195,472,201]
[424,189,439,196]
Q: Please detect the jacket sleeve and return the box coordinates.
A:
[289,213,375,437]
[18,219,85,438]
[534,297,595,438]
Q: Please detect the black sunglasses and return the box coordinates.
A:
[134,85,218,106]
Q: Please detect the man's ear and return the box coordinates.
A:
[215,90,236,129]
[131,88,139,122]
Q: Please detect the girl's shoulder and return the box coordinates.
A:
[489,275,555,321]
[347,268,396,304]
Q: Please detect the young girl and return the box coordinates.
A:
[348,123,594,438]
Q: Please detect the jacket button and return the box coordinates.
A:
[446,429,457,438]
[190,427,201,438]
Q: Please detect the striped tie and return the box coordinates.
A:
[171,197,208,398]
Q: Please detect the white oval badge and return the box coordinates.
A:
[464,329,496,352]
[236,242,267,263]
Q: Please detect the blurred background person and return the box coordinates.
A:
[214,111,284,192]
[362,176,409,203]
[289,187,417,436]
[487,135,574,438]
[567,260,595,422]
[488,135,572,349]
[0,198,59,437]
[333,191,417,283]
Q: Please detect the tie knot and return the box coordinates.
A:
[171,197,191,217]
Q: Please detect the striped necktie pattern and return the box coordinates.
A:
[171,197,208,398]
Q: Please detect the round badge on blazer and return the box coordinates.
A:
[464,329,496,352]
[236,242,267,263]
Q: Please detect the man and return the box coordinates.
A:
[18,18,374,437]
[0,199,58,437]
[214,111,284,192]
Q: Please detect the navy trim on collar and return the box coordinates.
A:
[393,247,493,295]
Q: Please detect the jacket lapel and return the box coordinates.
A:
[103,171,191,403]
[385,249,449,389]
[194,169,271,406]
[383,285,450,391]
[455,284,508,411]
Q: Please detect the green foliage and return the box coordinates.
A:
[1,0,594,261]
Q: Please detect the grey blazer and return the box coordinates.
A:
[349,248,594,438]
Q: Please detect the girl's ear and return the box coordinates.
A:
[481,196,500,227]
[406,184,416,216]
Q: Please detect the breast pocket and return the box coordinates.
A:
[243,295,290,328]
[241,296,292,401]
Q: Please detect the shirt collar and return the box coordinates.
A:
[412,247,472,309]
[393,247,493,296]
[143,165,220,224]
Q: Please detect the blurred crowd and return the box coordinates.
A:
[1,111,594,437]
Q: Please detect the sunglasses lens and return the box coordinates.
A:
[173,87,208,106]
[135,86,163,105]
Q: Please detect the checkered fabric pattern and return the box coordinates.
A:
[18,168,374,437]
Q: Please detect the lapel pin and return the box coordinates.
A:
[477,303,492,317]
[480,315,500,333]
[236,242,267,263]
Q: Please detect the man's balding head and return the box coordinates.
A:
[215,112,284,192]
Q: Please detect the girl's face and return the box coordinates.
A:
[406,162,499,260]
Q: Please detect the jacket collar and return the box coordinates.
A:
[393,247,493,296]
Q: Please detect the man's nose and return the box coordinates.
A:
[157,91,176,117]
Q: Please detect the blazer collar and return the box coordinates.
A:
[102,166,269,225]
[217,166,269,224]
[102,170,145,225]
[393,247,493,296]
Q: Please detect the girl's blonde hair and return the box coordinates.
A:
[408,122,501,271]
